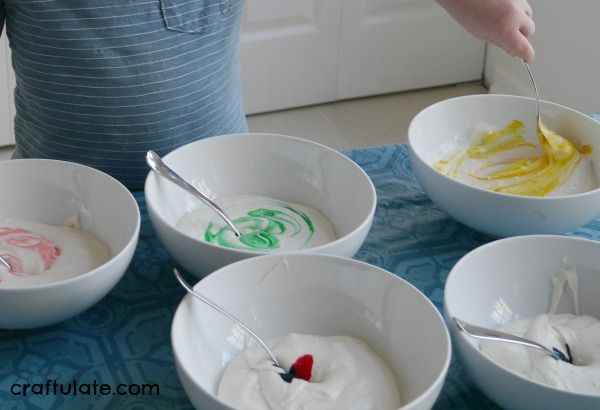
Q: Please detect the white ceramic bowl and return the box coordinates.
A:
[145,133,376,278]
[444,235,600,410]
[172,253,451,410]
[408,94,600,237]
[0,159,140,329]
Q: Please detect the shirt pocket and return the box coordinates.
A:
[160,0,232,33]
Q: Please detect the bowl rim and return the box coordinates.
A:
[444,234,600,399]
[0,158,141,292]
[407,93,600,201]
[171,252,452,410]
[144,132,377,256]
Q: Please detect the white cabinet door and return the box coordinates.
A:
[0,35,15,147]
[240,0,485,114]
[240,0,343,114]
[337,0,485,100]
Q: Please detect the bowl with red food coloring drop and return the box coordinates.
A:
[171,253,451,410]
[0,159,140,328]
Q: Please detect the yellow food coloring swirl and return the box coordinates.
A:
[434,120,592,197]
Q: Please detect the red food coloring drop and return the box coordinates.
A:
[289,354,314,382]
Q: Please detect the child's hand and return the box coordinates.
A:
[437,0,535,62]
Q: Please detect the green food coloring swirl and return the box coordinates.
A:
[204,206,315,251]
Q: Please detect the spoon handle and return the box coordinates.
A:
[146,151,241,237]
[453,317,555,356]
[173,268,282,368]
[521,59,541,124]
[0,255,11,271]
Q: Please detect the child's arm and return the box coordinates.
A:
[437,0,535,62]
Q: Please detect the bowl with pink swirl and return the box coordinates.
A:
[0,159,140,329]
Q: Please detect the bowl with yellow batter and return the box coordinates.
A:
[408,94,600,237]
[145,133,376,278]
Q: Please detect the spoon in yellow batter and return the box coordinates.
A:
[522,60,569,155]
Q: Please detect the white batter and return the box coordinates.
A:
[0,215,111,287]
[481,268,600,395]
[175,195,337,252]
[218,334,402,410]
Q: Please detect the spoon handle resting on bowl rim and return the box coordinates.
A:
[173,268,282,369]
[146,151,241,237]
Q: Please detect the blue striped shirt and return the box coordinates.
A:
[0,0,247,190]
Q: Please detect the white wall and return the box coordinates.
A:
[484,0,600,114]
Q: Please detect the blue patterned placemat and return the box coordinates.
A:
[1,144,599,409]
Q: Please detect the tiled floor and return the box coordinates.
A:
[247,82,487,151]
[0,82,487,158]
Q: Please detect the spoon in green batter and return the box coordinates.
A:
[146,151,242,237]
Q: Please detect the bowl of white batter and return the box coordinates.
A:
[444,235,600,410]
[145,133,376,278]
[408,94,600,237]
[172,253,451,410]
[0,159,140,328]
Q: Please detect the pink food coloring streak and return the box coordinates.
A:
[0,226,61,276]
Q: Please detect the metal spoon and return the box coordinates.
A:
[453,317,573,363]
[0,255,11,271]
[173,268,285,372]
[521,60,564,153]
[146,151,241,237]
[522,60,541,128]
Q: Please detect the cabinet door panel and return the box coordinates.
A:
[240,0,342,114]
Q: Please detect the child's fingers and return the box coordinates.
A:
[523,1,533,18]
[503,31,535,62]
[519,15,535,38]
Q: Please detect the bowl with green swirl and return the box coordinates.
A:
[144,133,377,278]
